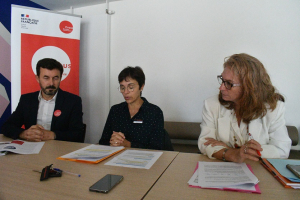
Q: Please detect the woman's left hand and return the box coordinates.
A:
[228,139,263,163]
[110,131,131,147]
[243,139,263,158]
[204,137,230,148]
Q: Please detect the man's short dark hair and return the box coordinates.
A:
[36,58,64,77]
[118,66,145,89]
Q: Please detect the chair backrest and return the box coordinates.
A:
[80,123,86,143]
[287,125,299,146]
[163,129,174,151]
[164,121,200,140]
[165,121,299,146]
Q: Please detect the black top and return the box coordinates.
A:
[99,97,165,150]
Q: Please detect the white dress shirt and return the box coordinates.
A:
[36,91,57,130]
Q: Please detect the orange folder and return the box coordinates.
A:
[57,144,125,164]
[260,158,298,188]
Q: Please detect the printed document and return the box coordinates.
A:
[0,140,44,154]
[188,167,258,192]
[196,161,259,188]
[58,144,124,163]
[105,150,163,169]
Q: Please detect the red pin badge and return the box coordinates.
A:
[54,110,61,117]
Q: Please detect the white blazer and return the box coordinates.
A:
[198,95,291,159]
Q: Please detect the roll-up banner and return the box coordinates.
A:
[11,5,81,111]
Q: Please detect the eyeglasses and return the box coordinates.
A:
[217,75,240,90]
[118,84,136,93]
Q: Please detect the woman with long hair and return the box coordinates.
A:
[198,53,291,162]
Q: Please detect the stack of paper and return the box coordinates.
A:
[105,150,163,169]
[260,158,300,189]
[188,161,261,194]
[57,144,125,164]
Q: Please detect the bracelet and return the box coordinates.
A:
[222,148,228,161]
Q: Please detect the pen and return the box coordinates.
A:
[0,142,11,145]
[248,133,262,157]
[53,168,81,177]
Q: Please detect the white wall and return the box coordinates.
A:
[61,4,109,143]
[108,0,300,148]
[67,0,300,148]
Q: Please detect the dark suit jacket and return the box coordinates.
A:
[1,89,84,142]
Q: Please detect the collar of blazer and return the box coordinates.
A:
[217,107,263,144]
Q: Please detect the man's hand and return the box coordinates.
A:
[19,125,55,141]
[41,130,56,141]
[19,125,44,141]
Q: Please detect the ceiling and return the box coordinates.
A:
[30,0,120,10]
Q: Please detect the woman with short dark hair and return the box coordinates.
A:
[99,66,166,150]
[198,53,291,163]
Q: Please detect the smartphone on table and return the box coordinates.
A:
[89,174,123,193]
[286,164,300,179]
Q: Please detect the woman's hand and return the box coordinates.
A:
[110,131,131,147]
[210,138,263,163]
[227,139,263,163]
[204,137,230,148]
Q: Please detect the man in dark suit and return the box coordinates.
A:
[1,58,84,142]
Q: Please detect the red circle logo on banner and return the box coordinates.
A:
[54,110,62,117]
[59,21,73,34]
